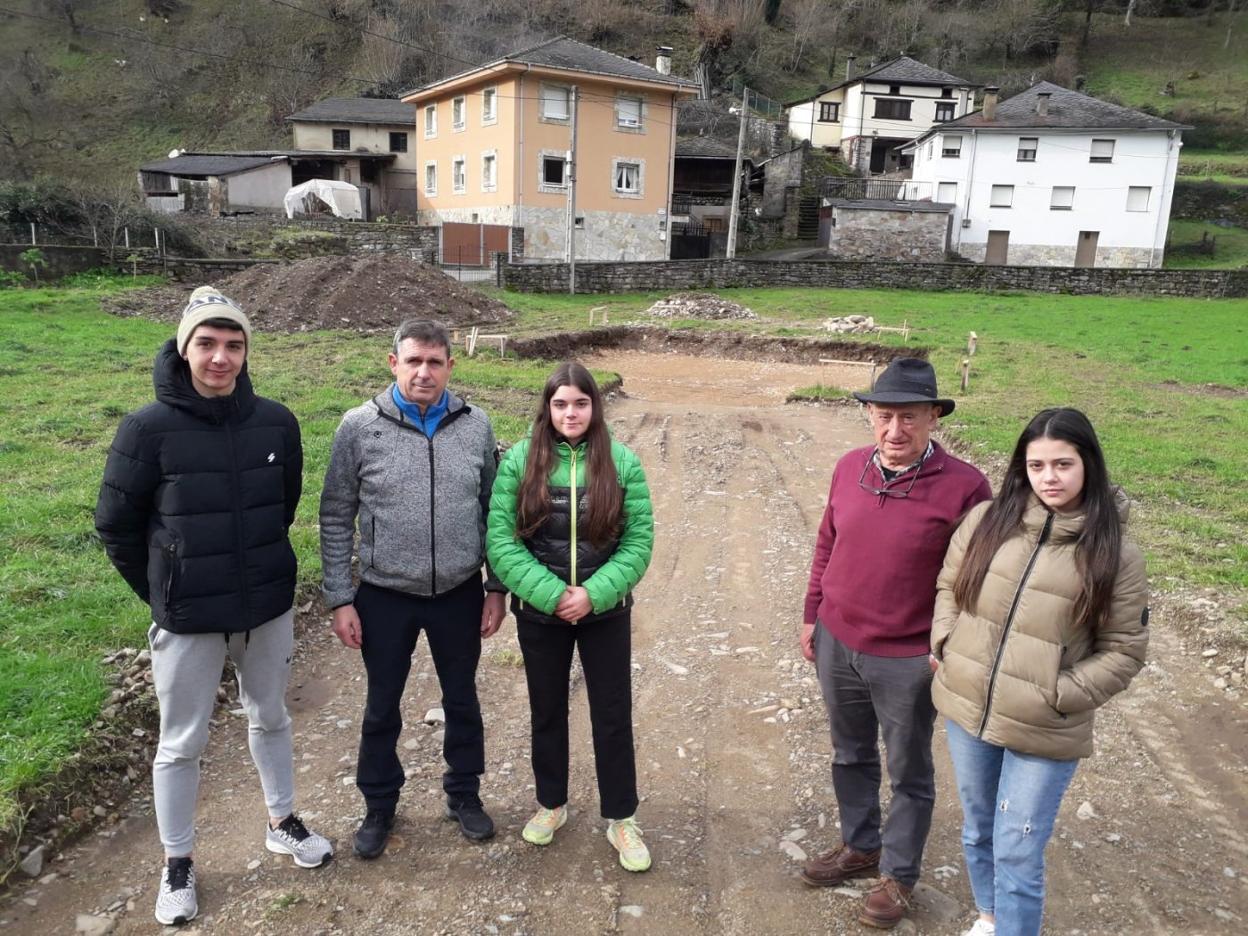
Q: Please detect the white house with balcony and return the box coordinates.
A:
[903,82,1188,268]
[786,57,978,174]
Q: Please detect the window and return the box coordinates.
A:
[819,102,840,122]
[1090,138,1115,163]
[1126,186,1151,211]
[940,86,953,99]
[888,84,901,95]
[542,155,566,187]
[574,216,585,230]
[1017,137,1038,162]
[424,162,437,196]
[942,134,962,158]
[937,181,957,203]
[481,87,497,123]
[541,85,570,121]
[615,95,643,129]
[452,157,465,193]
[935,102,955,122]
[481,152,496,192]
[990,184,1014,208]
[424,105,437,138]
[614,161,641,195]
[389,132,408,153]
[331,128,350,150]
[873,98,911,120]
[452,96,466,131]
[1051,186,1075,210]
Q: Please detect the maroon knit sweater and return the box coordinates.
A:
[804,443,992,658]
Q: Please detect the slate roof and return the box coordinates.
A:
[786,56,976,106]
[922,81,1190,134]
[287,97,417,125]
[675,137,739,159]
[138,154,279,176]
[406,36,699,96]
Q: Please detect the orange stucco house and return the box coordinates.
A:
[401,37,699,262]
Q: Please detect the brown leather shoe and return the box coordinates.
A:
[859,877,912,929]
[799,843,881,887]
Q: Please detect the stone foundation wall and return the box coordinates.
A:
[829,208,949,262]
[500,258,1248,298]
[201,216,438,258]
[961,242,1157,268]
[519,206,666,262]
[416,206,515,226]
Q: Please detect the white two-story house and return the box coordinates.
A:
[786,57,978,174]
[904,82,1188,268]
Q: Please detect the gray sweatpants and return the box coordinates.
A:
[148,610,296,857]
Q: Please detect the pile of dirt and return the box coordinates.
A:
[104,254,513,333]
[644,292,757,320]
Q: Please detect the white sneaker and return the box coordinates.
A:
[606,816,652,872]
[962,919,996,936]
[154,857,198,926]
[265,814,334,868]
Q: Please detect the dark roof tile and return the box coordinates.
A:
[139,154,280,176]
[934,81,1189,131]
[286,97,417,125]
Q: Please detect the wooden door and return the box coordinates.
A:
[1075,230,1099,268]
[985,230,1009,265]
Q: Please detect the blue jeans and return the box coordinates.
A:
[944,720,1078,936]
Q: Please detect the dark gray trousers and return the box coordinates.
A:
[814,625,937,887]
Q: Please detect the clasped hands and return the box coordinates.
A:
[554,585,592,623]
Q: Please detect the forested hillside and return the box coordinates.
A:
[1,0,1244,186]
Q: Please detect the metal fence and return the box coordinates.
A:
[1,222,163,250]
[819,179,934,201]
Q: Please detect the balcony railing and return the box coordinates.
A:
[820,178,933,202]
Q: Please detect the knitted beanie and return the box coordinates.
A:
[176,286,252,355]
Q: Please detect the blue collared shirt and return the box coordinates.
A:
[391,384,449,436]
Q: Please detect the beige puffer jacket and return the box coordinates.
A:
[931,493,1149,760]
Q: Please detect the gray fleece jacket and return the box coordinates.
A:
[319,387,502,608]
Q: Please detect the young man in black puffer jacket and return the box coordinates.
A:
[95,287,331,927]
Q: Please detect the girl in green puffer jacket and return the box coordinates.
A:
[486,361,654,871]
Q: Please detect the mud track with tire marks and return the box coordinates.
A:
[5,352,1246,935]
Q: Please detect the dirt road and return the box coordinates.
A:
[6,352,1246,935]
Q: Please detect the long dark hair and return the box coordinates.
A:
[516,362,622,547]
[952,408,1122,630]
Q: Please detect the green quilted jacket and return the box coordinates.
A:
[486,435,653,622]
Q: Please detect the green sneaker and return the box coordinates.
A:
[522,805,568,845]
[606,816,652,872]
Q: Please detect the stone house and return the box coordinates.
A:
[400,37,699,262]
[904,82,1189,267]
[785,57,978,174]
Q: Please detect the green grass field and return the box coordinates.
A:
[1166,219,1248,268]
[1,278,1246,856]
[1080,12,1248,149]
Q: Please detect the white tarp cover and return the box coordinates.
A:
[283,179,363,220]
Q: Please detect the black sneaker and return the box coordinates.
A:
[445,797,495,841]
[154,856,197,925]
[353,808,395,860]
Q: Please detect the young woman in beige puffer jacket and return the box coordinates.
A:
[930,408,1149,936]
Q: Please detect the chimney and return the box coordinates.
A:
[983,86,1000,121]
[846,53,856,80]
[1036,91,1051,117]
[655,46,672,76]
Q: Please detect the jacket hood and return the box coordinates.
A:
[153,338,256,424]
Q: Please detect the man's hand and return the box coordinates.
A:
[929,653,940,674]
[332,604,363,649]
[554,586,593,623]
[481,591,506,638]
[800,621,816,662]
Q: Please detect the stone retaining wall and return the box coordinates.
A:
[202,216,439,258]
[500,258,1248,298]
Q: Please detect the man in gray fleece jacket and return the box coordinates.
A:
[320,319,506,859]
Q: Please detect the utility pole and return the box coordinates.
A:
[726,86,749,260]
[565,85,579,294]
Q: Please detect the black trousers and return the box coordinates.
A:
[355,578,484,810]
[516,611,638,820]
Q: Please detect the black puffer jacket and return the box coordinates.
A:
[95,340,302,634]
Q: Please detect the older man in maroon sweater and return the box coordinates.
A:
[800,358,991,930]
